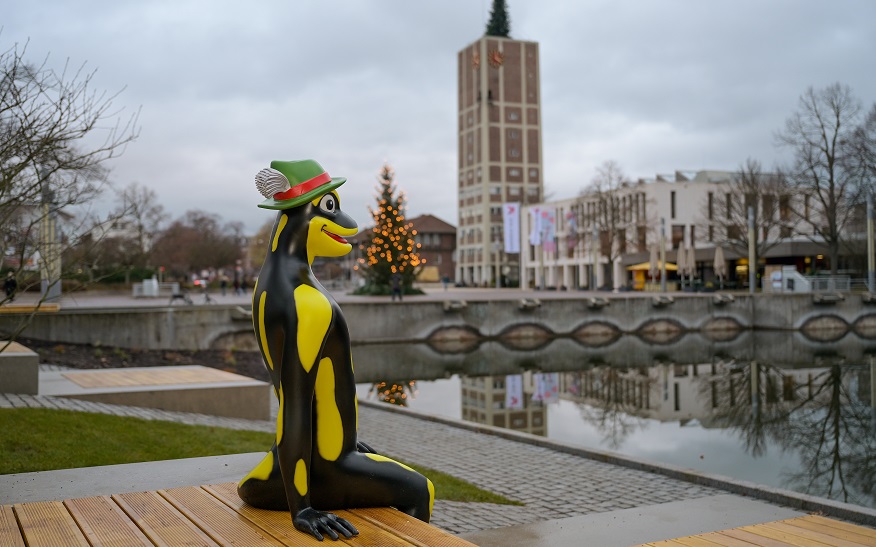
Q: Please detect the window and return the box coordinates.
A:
[670,191,676,219]
[779,195,790,221]
[707,192,714,220]
[671,224,684,249]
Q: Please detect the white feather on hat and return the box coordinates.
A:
[255,168,291,199]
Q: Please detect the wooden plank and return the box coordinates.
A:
[334,509,425,547]
[160,486,284,546]
[667,536,725,546]
[737,522,834,546]
[719,527,798,547]
[65,496,152,547]
[354,506,478,547]
[63,366,244,388]
[697,531,765,546]
[798,515,876,540]
[759,520,871,547]
[114,490,219,546]
[781,516,875,545]
[13,501,89,547]
[0,505,25,547]
[639,541,702,546]
[202,483,351,546]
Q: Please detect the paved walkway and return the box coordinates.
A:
[1,369,726,535]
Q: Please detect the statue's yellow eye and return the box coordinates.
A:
[318,193,338,214]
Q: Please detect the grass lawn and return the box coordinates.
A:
[0,408,521,505]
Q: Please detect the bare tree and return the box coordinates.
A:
[114,182,167,267]
[701,158,792,269]
[776,83,870,275]
[150,210,242,278]
[581,160,633,288]
[0,39,139,302]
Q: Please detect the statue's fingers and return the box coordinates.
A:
[318,519,340,541]
[333,516,358,537]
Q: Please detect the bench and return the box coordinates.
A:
[1,482,475,546]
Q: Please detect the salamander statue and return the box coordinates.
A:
[238,159,434,541]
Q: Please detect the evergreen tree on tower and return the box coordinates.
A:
[486,0,511,37]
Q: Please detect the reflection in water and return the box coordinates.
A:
[353,336,876,509]
[367,380,418,407]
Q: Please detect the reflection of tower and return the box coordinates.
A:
[460,372,546,435]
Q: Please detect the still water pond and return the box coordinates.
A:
[352,332,876,510]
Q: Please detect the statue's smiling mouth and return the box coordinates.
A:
[322,227,348,244]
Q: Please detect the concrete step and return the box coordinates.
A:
[39,365,271,420]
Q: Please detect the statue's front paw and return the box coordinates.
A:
[293,507,359,541]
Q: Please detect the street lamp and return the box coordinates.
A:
[492,238,502,288]
[39,168,62,302]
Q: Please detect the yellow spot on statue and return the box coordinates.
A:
[276,385,285,445]
[427,478,435,515]
[272,214,287,252]
[294,285,331,372]
[240,450,274,485]
[315,357,343,461]
[364,453,417,473]
[258,291,273,370]
[294,459,308,496]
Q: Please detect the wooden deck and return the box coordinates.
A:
[1,482,475,546]
[636,514,876,547]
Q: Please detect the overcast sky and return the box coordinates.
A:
[4,1,875,234]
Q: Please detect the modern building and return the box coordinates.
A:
[456,32,543,287]
[409,214,456,283]
[519,170,830,291]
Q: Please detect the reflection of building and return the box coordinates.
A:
[460,372,546,435]
[457,30,543,287]
[559,362,833,423]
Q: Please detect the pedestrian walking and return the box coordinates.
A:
[4,272,17,302]
[390,272,403,302]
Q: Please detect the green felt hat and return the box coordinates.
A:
[255,159,346,210]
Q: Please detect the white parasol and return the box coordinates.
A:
[713,246,727,288]
[648,243,659,283]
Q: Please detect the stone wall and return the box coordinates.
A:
[3,293,875,351]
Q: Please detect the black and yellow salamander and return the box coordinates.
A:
[238,159,433,541]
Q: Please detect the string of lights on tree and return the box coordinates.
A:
[355,164,424,290]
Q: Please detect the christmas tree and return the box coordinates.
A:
[485,0,511,37]
[354,164,424,294]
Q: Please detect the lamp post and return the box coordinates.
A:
[39,168,62,302]
[492,239,502,288]
[868,193,874,293]
[591,222,598,291]
[748,206,756,295]
[660,218,667,292]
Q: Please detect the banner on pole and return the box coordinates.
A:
[502,203,520,254]
[529,207,542,246]
[505,374,524,410]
